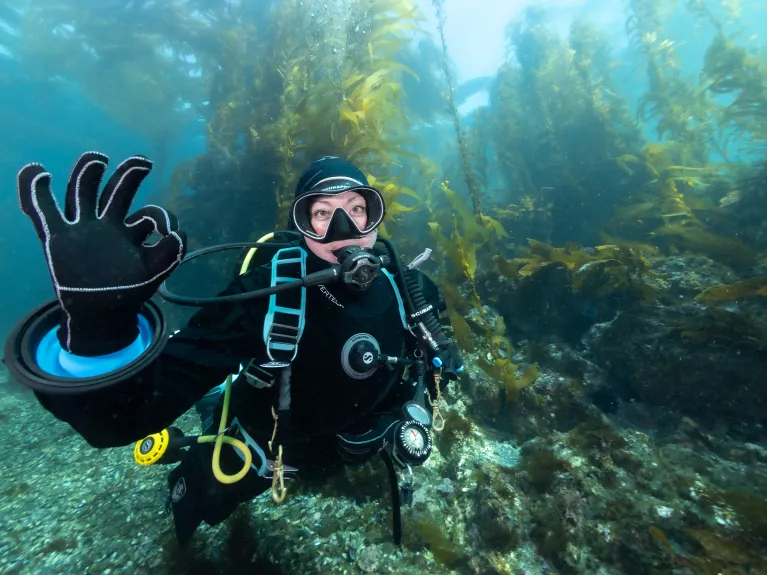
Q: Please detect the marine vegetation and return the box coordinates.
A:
[4,0,767,574]
[485,9,644,247]
[10,0,220,184]
[431,0,484,220]
[163,0,428,250]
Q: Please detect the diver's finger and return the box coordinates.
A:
[124,214,158,244]
[64,151,108,221]
[125,205,180,243]
[142,230,187,280]
[97,155,153,222]
[17,163,66,239]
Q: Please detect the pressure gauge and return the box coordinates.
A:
[393,420,432,467]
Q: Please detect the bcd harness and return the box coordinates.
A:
[134,232,463,544]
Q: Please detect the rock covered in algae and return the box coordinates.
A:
[587,300,767,424]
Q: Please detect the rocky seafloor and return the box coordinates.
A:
[2,254,767,575]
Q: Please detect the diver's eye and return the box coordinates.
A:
[312,209,331,220]
[350,204,366,215]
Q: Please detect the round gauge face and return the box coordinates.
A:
[405,402,432,426]
[403,426,426,452]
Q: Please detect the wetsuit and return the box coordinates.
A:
[20,243,444,543]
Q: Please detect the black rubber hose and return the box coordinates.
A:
[157,266,339,306]
[378,238,448,350]
[403,267,448,347]
[380,450,402,546]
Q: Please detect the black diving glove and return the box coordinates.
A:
[17,151,187,356]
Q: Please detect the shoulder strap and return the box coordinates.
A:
[261,246,307,366]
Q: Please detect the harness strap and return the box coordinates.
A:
[230,416,270,476]
[263,247,307,364]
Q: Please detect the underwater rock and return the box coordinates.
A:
[462,358,505,421]
[587,302,767,425]
[526,340,591,381]
[493,262,591,343]
[652,254,739,302]
[355,545,381,573]
[471,497,520,552]
[464,304,504,342]
[435,477,455,496]
[486,246,664,346]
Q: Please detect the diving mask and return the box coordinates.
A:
[291,186,386,243]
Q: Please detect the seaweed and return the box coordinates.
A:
[566,418,628,453]
[695,275,767,303]
[493,240,658,304]
[164,0,425,246]
[651,524,767,575]
[471,497,520,553]
[702,32,767,157]
[530,505,570,572]
[652,220,762,271]
[438,410,474,451]
[16,0,216,141]
[719,489,767,550]
[432,0,484,220]
[477,338,541,405]
[407,516,466,566]
[427,180,509,357]
[520,445,569,495]
[626,0,714,163]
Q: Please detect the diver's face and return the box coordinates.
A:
[310,191,368,232]
[305,191,377,263]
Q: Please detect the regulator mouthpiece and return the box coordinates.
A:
[332,245,385,291]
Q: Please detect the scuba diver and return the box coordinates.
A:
[4,151,463,545]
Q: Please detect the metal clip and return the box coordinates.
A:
[399,465,415,506]
[430,367,445,432]
[270,445,287,503]
[243,359,276,389]
[266,321,300,362]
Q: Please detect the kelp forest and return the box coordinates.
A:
[3,0,767,573]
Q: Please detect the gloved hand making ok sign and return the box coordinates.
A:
[17,151,187,357]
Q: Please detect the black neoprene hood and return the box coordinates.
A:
[291,156,386,242]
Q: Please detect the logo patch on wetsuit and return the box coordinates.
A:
[172,477,187,503]
[341,333,380,380]
[319,285,344,308]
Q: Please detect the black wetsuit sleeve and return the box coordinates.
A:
[34,268,271,448]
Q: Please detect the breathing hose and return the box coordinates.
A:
[378,238,451,357]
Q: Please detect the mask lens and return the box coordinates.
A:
[291,187,386,242]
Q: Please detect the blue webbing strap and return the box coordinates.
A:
[382,269,408,330]
[262,247,307,364]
